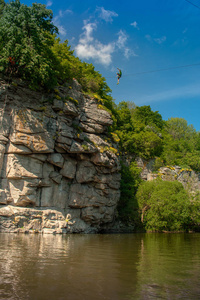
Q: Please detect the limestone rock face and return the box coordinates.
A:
[142,161,200,195]
[0,78,120,233]
[149,166,200,192]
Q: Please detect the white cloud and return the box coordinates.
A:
[75,21,115,65]
[58,9,73,17]
[54,9,73,21]
[57,25,67,36]
[96,7,118,23]
[116,30,137,58]
[145,34,152,41]
[124,48,135,59]
[53,9,73,36]
[154,36,166,44]
[79,21,96,44]
[111,66,116,72]
[54,21,66,35]
[76,43,115,65]
[116,30,128,49]
[75,19,137,66]
[145,34,166,44]
[46,1,52,7]
[131,21,139,29]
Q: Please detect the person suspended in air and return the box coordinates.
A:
[116,68,122,84]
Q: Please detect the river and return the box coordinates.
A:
[0,233,200,300]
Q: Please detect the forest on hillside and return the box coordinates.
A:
[1,0,200,232]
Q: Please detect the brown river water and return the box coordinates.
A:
[0,233,200,300]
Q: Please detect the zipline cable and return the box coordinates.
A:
[106,62,200,79]
[184,0,200,10]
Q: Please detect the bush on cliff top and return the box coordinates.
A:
[115,103,200,228]
[0,0,114,110]
[0,0,59,88]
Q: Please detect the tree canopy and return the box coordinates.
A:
[114,102,164,160]
[0,0,59,87]
[0,0,5,15]
[114,103,200,228]
[136,179,200,231]
[114,100,200,170]
[0,0,114,108]
[1,1,200,231]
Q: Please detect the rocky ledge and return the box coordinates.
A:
[0,78,121,233]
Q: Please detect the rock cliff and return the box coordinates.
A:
[0,78,121,233]
[137,157,200,194]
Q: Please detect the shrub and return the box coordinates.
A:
[0,0,58,88]
[136,180,193,231]
[117,161,142,226]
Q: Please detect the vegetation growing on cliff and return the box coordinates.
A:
[1,0,199,170]
[117,162,142,226]
[0,0,114,115]
[114,102,200,231]
[113,100,200,172]
[0,0,59,88]
[114,103,164,160]
[1,0,200,232]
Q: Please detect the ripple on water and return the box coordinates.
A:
[0,233,200,300]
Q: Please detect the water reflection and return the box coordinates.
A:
[0,233,200,299]
[136,233,200,299]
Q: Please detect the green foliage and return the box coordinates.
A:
[156,117,200,171]
[51,37,115,109]
[124,130,163,159]
[0,0,116,117]
[51,38,75,82]
[0,0,5,15]
[166,117,195,140]
[0,0,59,88]
[182,152,200,171]
[132,105,165,130]
[117,161,142,226]
[115,102,163,160]
[189,199,200,230]
[114,104,200,171]
[135,179,200,231]
[1,2,200,232]
[116,101,133,130]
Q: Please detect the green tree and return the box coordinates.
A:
[136,180,192,231]
[117,161,141,226]
[189,198,200,230]
[166,117,195,140]
[51,38,77,82]
[0,0,58,88]
[51,38,116,112]
[123,130,163,159]
[0,0,5,15]
[115,102,163,159]
[116,101,133,130]
[157,117,200,169]
[132,105,165,130]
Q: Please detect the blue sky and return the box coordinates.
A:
[22,0,200,130]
